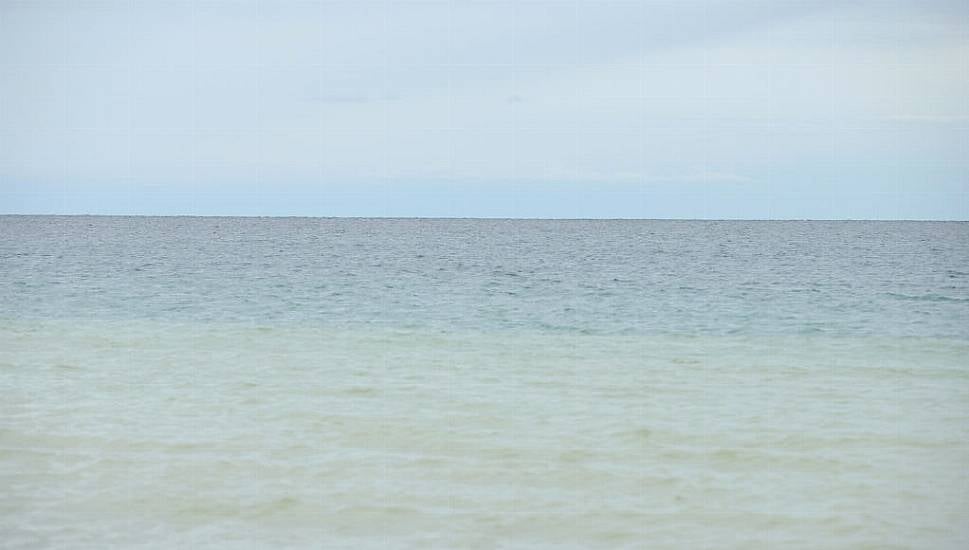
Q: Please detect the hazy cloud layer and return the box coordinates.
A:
[1,0,967,218]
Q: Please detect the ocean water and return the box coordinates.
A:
[1,216,968,549]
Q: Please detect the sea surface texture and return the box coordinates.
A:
[2,216,968,549]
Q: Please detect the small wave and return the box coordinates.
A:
[618,427,654,442]
[245,496,301,518]
[344,386,378,396]
[885,292,969,303]
[53,362,82,370]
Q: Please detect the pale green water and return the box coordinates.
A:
[2,321,968,548]
[2,217,968,548]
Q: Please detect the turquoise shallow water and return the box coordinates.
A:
[1,217,968,548]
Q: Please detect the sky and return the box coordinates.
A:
[0,0,967,219]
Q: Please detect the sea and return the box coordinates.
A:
[1,216,967,549]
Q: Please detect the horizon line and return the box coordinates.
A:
[2,213,967,223]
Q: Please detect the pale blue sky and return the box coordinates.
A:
[1,0,967,218]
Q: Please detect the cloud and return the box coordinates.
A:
[885,115,969,125]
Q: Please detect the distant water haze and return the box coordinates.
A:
[2,217,968,548]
